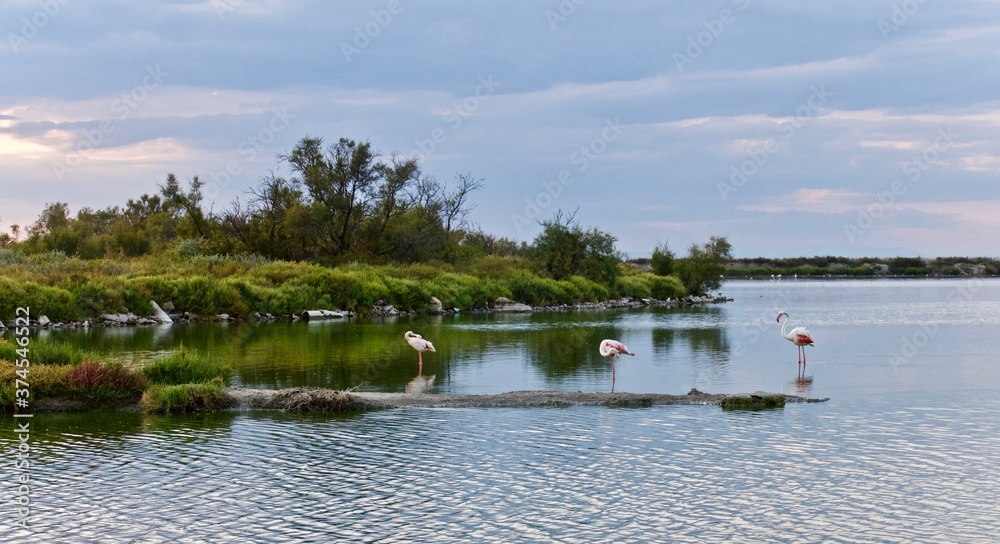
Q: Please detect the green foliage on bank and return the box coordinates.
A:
[0,338,230,412]
[0,250,693,321]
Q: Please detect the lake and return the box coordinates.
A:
[3,278,1000,542]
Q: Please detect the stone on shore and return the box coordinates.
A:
[493,297,533,313]
[150,301,173,324]
[302,309,348,320]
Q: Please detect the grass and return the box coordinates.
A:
[0,338,229,412]
[0,337,88,366]
[140,381,230,413]
[141,348,232,385]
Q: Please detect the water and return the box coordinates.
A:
[3,278,1000,542]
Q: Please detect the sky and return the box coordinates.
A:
[2,0,1000,259]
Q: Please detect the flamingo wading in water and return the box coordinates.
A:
[776,311,814,367]
[599,339,635,392]
[404,331,436,374]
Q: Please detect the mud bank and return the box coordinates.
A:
[224,387,828,411]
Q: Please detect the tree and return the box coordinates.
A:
[528,210,623,284]
[651,241,675,276]
[674,235,733,294]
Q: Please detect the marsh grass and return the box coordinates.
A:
[141,381,230,413]
[141,348,232,385]
[0,360,145,409]
[0,337,88,366]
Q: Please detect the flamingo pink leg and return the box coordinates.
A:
[611,356,617,393]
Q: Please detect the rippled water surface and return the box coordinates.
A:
[3,279,1000,542]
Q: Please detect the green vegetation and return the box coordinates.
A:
[718,394,786,411]
[141,348,232,385]
[0,338,231,412]
[0,134,744,323]
[140,382,229,414]
[675,236,733,295]
[725,256,1000,278]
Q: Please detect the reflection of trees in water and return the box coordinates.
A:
[652,325,734,384]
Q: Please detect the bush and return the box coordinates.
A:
[142,348,232,385]
[0,361,72,408]
[615,275,651,299]
[66,361,146,402]
[648,275,686,299]
[141,381,229,413]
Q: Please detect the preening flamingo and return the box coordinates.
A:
[404,331,436,373]
[776,311,814,366]
[599,339,635,392]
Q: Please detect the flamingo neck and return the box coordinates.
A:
[779,315,793,340]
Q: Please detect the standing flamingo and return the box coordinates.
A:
[776,311,814,367]
[404,331,436,374]
[599,339,635,392]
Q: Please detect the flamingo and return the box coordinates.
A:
[776,311,814,367]
[404,331,436,373]
[599,339,635,392]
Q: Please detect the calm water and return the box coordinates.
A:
[3,278,1000,542]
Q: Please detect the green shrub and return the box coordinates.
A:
[141,381,229,413]
[648,274,686,299]
[615,275,652,299]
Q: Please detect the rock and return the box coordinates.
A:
[102,313,140,325]
[38,315,51,327]
[218,313,231,321]
[150,301,174,324]
[302,310,347,320]
[370,304,398,317]
[161,301,175,312]
[429,296,443,314]
[493,297,533,313]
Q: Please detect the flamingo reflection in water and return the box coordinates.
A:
[406,373,436,394]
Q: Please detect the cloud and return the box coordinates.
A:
[739,189,866,215]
